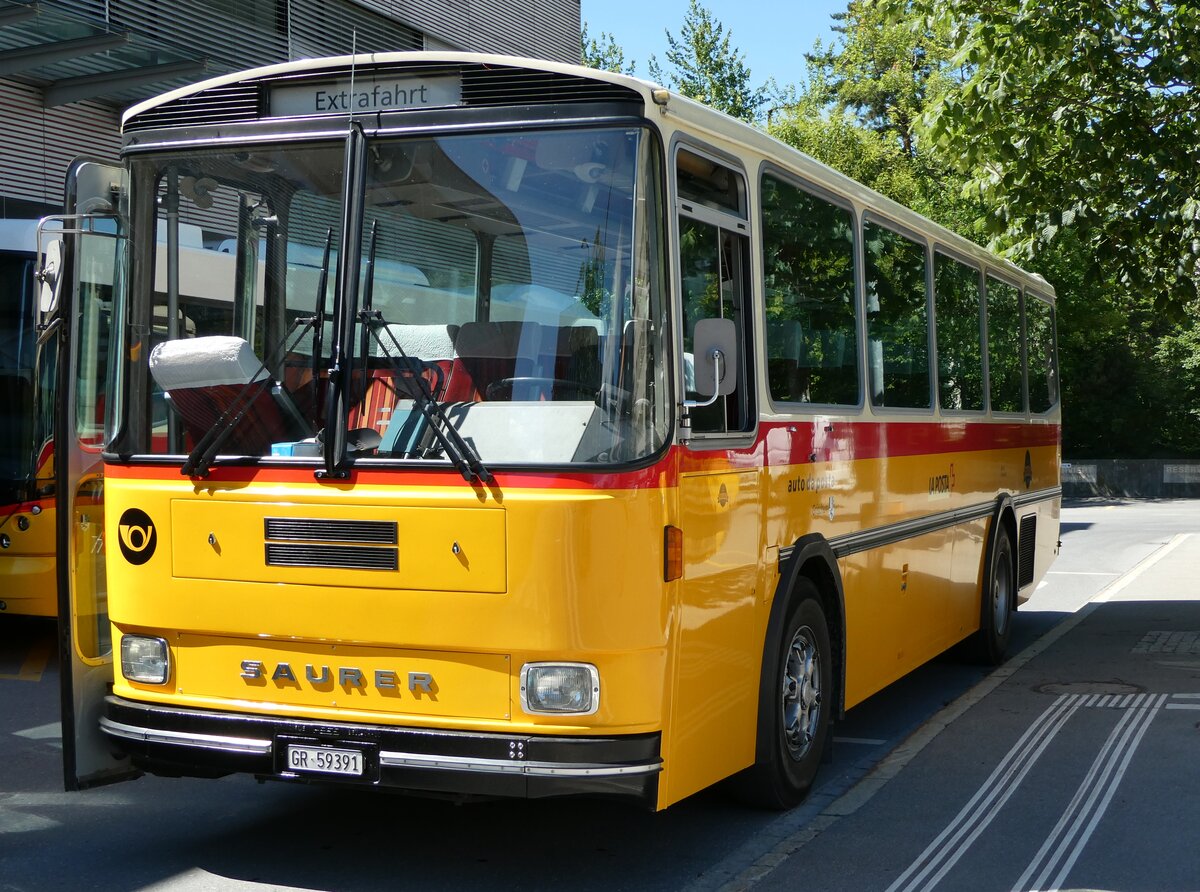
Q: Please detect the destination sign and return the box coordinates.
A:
[271,74,462,117]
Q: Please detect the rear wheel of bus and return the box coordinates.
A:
[969,522,1015,665]
[733,579,833,809]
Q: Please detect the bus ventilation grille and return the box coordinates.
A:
[264,518,398,571]
[266,543,398,571]
[264,517,397,544]
[124,61,644,132]
[1018,515,1037,588]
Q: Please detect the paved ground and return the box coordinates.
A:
[744,531,1200,892]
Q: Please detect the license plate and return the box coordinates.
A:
[286,744,364,776]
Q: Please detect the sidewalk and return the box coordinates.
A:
[742,533,1200,892]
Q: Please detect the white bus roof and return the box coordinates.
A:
[123,52,1052,297]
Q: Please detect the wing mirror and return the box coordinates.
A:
[36,236,64,315]
[685,317,737,407]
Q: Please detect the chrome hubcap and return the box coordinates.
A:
[782,625,822,759]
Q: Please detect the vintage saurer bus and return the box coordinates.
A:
[52,53,1060,810]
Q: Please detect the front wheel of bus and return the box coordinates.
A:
[733,582,833,809]
[970,523,1015,665]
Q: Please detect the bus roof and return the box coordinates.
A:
[121,51,1053,299]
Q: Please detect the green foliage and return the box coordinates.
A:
[898,0,1200,313]
[767,1,983,239]
[648,0,767,123]
[779,0,1200,456]
[806,0,957,157]
[580,22,637,75]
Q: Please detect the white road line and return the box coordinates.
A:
[1014,695,1165,892]
[712,534,1192,892]
[1092,534,1191,602]
[884,695,1080,892]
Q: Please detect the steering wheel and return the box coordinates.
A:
[485,377,597,401]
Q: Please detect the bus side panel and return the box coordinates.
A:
[948,515,990,644]
[662,468,764,806]
[839,525,979,710]
[1019,496,1061,604]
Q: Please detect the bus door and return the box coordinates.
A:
[669,147,764,801]
[44,160,138,789]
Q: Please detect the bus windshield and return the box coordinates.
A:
[117,125,669,469]
[0,250,38,498]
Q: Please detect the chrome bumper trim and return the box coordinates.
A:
[100,717,273,755]
[378,750,661,777]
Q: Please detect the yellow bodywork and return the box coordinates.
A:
[104,428,1059,810]
[0,502,57,618]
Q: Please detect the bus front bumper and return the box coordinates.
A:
[101,695,661,804]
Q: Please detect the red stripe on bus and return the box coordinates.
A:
[101,460,679,490]
[102,419,1059,489]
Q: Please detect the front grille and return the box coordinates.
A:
[124,60,645,132]
[1018,515,1037,588]
[265,543,398,570]
[264,517,397,544]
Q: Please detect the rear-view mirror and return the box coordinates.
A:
[37,237,64,315]
[692,317,737,398]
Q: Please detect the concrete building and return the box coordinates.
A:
[0,0,582,219]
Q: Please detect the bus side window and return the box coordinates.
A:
[760,174,859,407]
[677,149,753,436]
[934,252,985,412]
[865,220,931,409]
[986,277,1024,413]
[1025,294,1058,413]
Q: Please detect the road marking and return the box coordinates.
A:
[0,637,52,682]
[1092,534,1190,602]
[14,721,61,741]
[884,695,1081,892]
[1045,571,1117,576]
[1012,695,1165,892]
[709,533,1190,892]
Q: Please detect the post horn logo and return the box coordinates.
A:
[117,508,157,565]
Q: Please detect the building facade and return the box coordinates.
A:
[0,0,582,217]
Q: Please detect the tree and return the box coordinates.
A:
[648,0,766,123]
[776,0,1200,457]
[768,0,981,238]
[897,0,1200,312]
[580,23,637,75]
[805,0,957,158]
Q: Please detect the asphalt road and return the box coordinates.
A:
[1,498,1197,891]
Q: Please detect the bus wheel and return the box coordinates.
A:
[970,523,1015,665]
[733,581,833,809]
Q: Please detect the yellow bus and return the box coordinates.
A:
[54,53,1060,809]
[0,221,57,618]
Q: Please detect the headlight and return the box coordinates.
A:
[520,663,599,715]
[121,635,170,685]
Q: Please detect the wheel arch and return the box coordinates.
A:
[764,534,847,732]
[987,494,1019,614]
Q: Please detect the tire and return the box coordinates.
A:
[731,580,833,809]
[969,521,1015,665]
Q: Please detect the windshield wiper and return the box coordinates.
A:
[356,224,491,486]
[182,231,334,477]
[363,312,493,486]
[181,316,317,478]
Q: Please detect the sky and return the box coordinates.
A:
[580,0,850,92]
